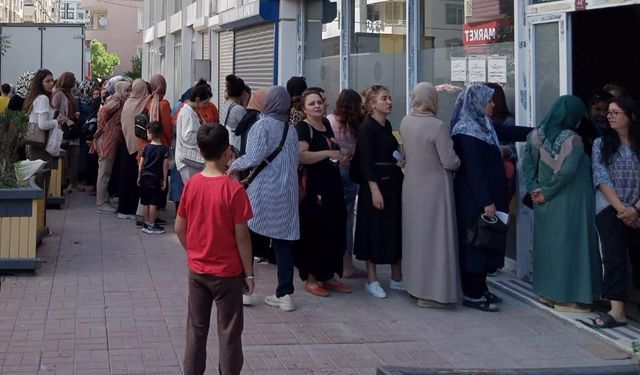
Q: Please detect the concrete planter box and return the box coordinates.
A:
[0,181,44,272]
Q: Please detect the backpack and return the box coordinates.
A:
[134,110,149,139]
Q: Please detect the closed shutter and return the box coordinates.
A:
[218,31,234,106]
[234,23,275,90]
[202,31,210,60]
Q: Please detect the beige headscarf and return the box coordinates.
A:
[411,82,438,116]
[121,78,150,154]
[148,74,166,122]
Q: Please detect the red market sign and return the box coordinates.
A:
[463,20,510,47]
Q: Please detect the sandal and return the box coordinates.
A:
[538,296,555,308]
[463,297,499,312]
[483,291,503,304]
[417,299,451,309]
[591,313,627,329]
[304,282,329,297]
[343,269,367,279]
[323,281,352,293]
[554,302,591,313]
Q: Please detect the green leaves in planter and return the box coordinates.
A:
[0,110,28,188]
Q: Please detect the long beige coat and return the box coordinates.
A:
[400,114,461,303]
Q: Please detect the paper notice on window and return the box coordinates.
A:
[450,58,467,82]
[488,57,508,83]
[467,57,486,82]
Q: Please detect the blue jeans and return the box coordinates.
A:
[272,239,295,297]
[340,166,359,257]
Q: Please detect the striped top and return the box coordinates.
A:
[230,116,300,240]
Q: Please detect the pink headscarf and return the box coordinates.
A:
[148,74,167,122]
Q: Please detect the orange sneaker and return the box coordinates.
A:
[323,281,352,293]
[304,282,329,297]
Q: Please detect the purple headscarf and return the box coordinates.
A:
[262,86,290,123]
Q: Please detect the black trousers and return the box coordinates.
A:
[462,272,489,299]
[596,206,640,301]
[116,142,139,215]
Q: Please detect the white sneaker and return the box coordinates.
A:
[389,279,406,291]
[243,294,253,306]
[264,294,295,311]
[117,213,137,220]
[364,281,387,298]
[97,204,116,213]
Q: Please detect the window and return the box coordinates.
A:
[445,3,463,25]
[174,0,182,13]
[174,31,182,101]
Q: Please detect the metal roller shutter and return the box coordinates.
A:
[234,23,275,90]
[218,31,234,105]
[202,31,210,60]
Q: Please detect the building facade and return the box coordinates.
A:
[59,0,90,24]
[142,0,640,278]
[22,0,55,22]
[80,0,143,75]
[0,0,24,22]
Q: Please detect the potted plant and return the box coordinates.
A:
[0,110,46,272]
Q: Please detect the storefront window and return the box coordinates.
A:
[304,0,340,114]
[350,0,407,128]
[418,0,515,127]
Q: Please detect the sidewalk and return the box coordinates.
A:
[0,191,636,375]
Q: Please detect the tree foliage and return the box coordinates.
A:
[125,55,142,80]
[0,110,28,188]
[0,35,11,56]
[90,39,120,81]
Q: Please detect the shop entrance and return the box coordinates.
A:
[572,5,640,101]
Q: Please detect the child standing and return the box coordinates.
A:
[138,121,169,234]
[175,124,255,375]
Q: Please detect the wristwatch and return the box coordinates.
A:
[244,274,254,279]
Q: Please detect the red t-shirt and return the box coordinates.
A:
[178,173,253,277]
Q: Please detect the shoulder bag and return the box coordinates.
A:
[241,120,290,188]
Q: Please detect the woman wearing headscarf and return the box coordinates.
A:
[92,81,131,213]
[117,78,149,218]
[8,71,35,111]
[522,95,601,312]
[137,74,173,211]
[76,80,101,192]
[235,88,267,156]
[52,72,81,193]
[401,82,460,308]
[229,86,299,312]
[451,84,506,312]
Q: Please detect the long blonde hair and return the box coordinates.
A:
[361,84,389,115]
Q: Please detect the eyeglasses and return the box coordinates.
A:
[370,85,384,92]
[606,110,625,118]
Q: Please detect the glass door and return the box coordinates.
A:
[528,13,571,127]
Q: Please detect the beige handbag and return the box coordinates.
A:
[24,122,48,146]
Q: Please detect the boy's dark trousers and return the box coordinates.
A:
[183,271,245,375]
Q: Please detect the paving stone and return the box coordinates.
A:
[0,193,635,375]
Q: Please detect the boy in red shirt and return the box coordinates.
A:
[175,124,254,375]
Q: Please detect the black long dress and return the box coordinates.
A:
[453,134,508,297]
[353,115,403,265]
[295,119,346,282]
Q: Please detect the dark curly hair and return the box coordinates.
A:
[334,89,364,137]
[600,97,640,167]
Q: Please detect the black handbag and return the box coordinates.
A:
[466,214,508,252]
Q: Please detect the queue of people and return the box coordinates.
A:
[6,68,640,374]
